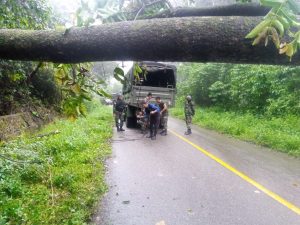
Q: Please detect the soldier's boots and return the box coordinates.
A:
[147,131,156,140]
[184,129,192,135]
[116,126,120,132]
[119,127,125,131]
[146,132,153,138]
[160,129,167,136]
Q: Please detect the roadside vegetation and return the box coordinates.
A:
[1,2,115,224]
[171,63,300,157]
[0,103,113,224]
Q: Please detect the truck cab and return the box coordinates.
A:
[123,61,176,127]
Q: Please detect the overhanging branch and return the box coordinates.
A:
[0,16,298,65]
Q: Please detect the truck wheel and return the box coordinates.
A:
[126,117,135,128]
[125,106,137,128]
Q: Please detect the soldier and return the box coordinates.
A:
[141,100,160,140]
[184,95,195,135]
[143,92,152,130]
[113,94,126,131]
[155,96,168,136]
[136,110,147,133]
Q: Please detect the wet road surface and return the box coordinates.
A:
[92,117,300,225]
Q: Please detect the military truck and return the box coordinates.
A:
[123,61,176,127]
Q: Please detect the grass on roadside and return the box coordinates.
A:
[0,103,113,225]
[170,105,300,157]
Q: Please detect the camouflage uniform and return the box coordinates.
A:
[136,111,147,133]
[158,101,168,135]
[161,112,168,131]
[184,99,195,133]
[113,98,126,131]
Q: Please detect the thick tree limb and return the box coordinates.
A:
[0,16,298,65]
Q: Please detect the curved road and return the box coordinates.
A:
[93,117,300,225]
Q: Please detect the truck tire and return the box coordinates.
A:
[126,106,137,128]
[126,117,136,128]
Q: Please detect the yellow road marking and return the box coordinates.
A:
[169,129,300,215]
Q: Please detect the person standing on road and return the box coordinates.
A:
[156,97,168,136]
[184,95,195,135]
[143,92,153,131]
[141,100,160,140]
[113,94,126,132]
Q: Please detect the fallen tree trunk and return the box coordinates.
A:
[0,16,298,65]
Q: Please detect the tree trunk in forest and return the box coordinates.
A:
[0,16,298,65]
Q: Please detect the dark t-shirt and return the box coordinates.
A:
[158,101,168,116]
[115,99,126,112]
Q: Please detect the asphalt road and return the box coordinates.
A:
[92,117,300,225]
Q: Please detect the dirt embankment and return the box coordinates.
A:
[0,106,58,141]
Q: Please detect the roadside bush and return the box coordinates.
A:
[177,63,300,117]
[209,81,230,107]
[0,104,113,224]
[31,68,61,106]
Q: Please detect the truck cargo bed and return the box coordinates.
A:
[125,85,176,107]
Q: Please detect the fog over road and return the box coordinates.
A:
[93,117,300,225]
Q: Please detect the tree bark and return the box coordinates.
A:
[0,16,298,65]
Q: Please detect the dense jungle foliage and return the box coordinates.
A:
[0,0,59,115]
[0,2,114,224]
[0,0,109,118]
[177,63,300,116]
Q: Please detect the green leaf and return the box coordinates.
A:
[273,19,284,37]
[113,67,125,84]
[135,64,143,74]
[76,106,81,116]
[97,89,111,98]
[81,93,92,101]
[246,19,271,39]
[277,15,290,30]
